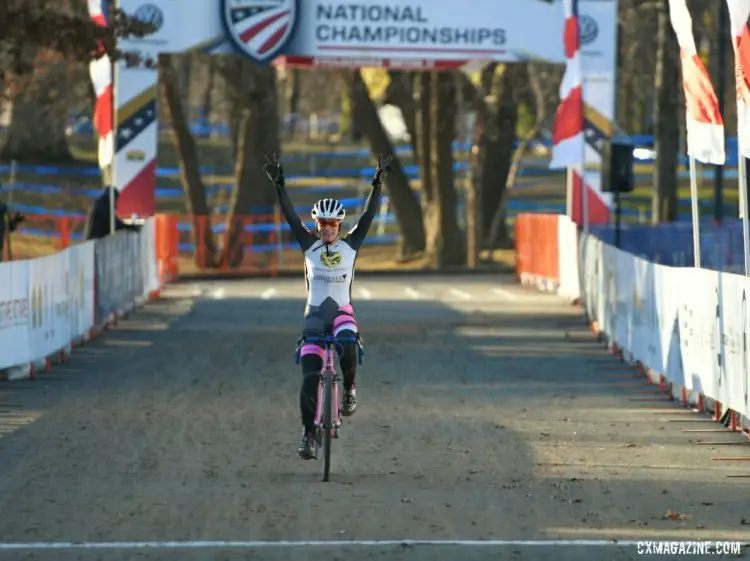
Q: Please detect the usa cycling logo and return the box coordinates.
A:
[221,0,299,63]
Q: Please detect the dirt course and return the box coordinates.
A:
[0,274,747,561]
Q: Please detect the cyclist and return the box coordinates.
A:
[264,153,392,460]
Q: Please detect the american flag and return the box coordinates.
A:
[229,1,293,58]
[548,0,584,169]
[87,0,114,170]
[669,0,725,165]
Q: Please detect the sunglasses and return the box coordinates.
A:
[316,219,340,228]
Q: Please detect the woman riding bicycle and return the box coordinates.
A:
[264,153,392,460]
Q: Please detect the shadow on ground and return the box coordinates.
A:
[0,283,747,561]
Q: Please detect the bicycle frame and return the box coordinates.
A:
[295,334,364,433]
[316,342,341,431]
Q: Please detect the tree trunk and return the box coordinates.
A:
[221,64,280,269]
[652,0,680,223]
[384,70,418,157]
[1,51,74,163]
[505,64,549,191]
[219,56,248,160]
[348,70,425,258]
[414,72,434,193]
[159,54,217,268]
[285,68,301,138]
[465,64,496,267]
[414,72,434,237]
[480,66,521,247]
[201,56,215,135]
[179,53,191,108]
[423,72,464,268]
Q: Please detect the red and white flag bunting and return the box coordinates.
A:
[87,0,114,170]
[549,0,584,170]
[669,0,725,165]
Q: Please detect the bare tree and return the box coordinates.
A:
[505,63,559,190]
[284,68,301,139]
[1,51,75,162]
[383,70,418,157]
[617,0,660,133]
[486,63,560,251]
[0,0,155,162]
[0,0,155,76]
[216,59,280,268]
[417,71,464,267]
[158,54,217,267]
[347,70,425,258]
[652,0,680,222]
[200,56,216,129]
[469,64,524,250]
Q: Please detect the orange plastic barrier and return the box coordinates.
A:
[153,212,296,278]
[5,212,295,277]
[514,213,560,284]
[155,214,179,283]
[5,215,87,261]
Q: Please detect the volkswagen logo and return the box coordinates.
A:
[579,15,598,45]
[134,4,164,32]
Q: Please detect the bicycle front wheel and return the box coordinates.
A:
[322,372,333,482]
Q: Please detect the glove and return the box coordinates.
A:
[373,153,393,186]
[264,154,285,186]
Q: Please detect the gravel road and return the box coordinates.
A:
[0,274,747,561]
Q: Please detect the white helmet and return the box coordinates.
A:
[311,198,345,221]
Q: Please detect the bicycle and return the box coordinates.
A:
[295,331,364,482]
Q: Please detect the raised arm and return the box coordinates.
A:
[346,183,382,250]
[264,156,316,251]
[346,154,392,250]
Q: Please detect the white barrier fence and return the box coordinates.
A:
[0,218,160,380]
[525,215,750,426]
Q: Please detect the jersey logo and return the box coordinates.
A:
[320,251,343,268]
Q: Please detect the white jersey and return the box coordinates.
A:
[304,238,358,307]
[274,181,382,314]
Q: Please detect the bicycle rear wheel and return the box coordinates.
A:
[322,371,333,481]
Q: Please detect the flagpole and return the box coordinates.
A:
[725,0,750,275]
[739,154,750,275]
[580,13,588,235]
[689,156,701,268]
[582,141,589,234]
[566,167,573,217]
[109,0,118,236]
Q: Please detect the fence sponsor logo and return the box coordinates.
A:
[134,4,164,32]
[0,298,28,328]
[605,265,616,316]
[715,284,722,388]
